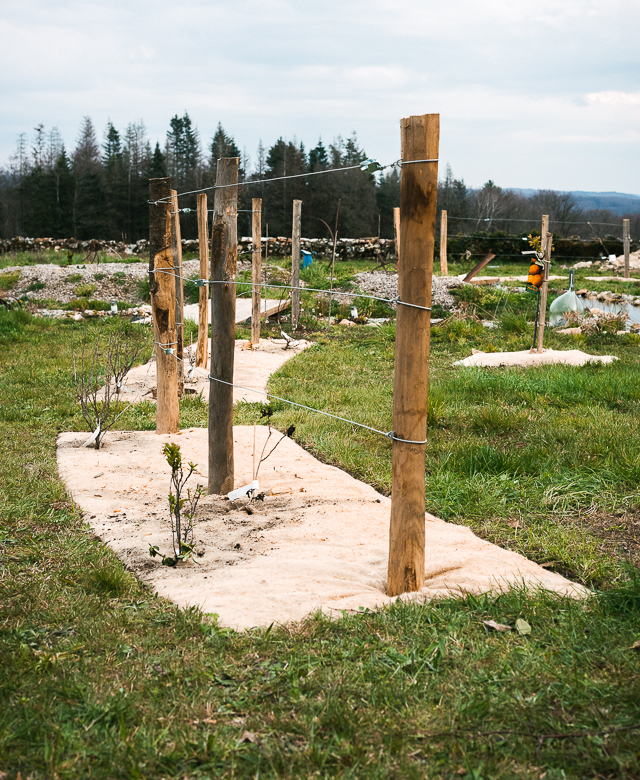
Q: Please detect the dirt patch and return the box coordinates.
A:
[574,509,640,565]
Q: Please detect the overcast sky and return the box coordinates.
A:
[1,0,639,192]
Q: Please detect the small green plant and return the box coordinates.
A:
[93,273,106,281]
[75,283,96,297]
[149,443,203,566]
[26,281,46,292]
[0,271,21,290]
[65,273,83,283]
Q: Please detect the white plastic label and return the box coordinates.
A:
[227,480,259,501]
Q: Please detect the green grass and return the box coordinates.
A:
[0,270,21,290]
[0,287,640,778]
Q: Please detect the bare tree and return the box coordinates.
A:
[73,325,146,449]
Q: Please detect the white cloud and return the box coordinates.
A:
[0,0,639,192]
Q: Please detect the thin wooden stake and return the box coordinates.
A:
[196,193,209,369]
[536,215,551,353]
[387,113,439,598]
[292,199,302,330]
[170,190,184,389]
[208,157,238,495]
[149,177,179,434]
[440,209,448,275]
[393,206,400,264]
[251,198,262,345]
[623,218,630,279]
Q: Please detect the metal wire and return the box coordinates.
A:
[154,350,426,444]
[152,268,431,312]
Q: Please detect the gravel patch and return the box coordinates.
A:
[353,271,464,309]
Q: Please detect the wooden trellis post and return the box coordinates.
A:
[196,193,209,368]
[623,218,630,279]
[208,157,238,495]
[387,113,439,598]
[536,215,551,353]
[149,177,179,434]
[292,199,302,330]
[170,190,184,388]
[440,209,448,275]
[251,198,262,345]
[393,207,400,264]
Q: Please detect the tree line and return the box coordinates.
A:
[1,113,638,244]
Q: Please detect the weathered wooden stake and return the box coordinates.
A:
[149,177,179,434]
[208,157,239,495]
[291,199,302,330]
[536,215,551,353]
[170,190,184,387]
[251,198,263,345]
[623,218,630,279]
[196,193,209,368]
[387,113,439,598]
[440,209,448,275]
[393,206,400,263]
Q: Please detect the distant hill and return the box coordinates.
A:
[508,189,640,216]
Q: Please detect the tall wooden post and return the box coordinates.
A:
[387,114,439,598]
[208,158,238,495]
[291,199,302,330]
[623,218,630,279]
[440,209,448,275]
[170,191,184,387]
[536,215,551,353]
[196,193,209,368]
[149,178,179,434]
[251,198,262,345]
[393,207,401,263]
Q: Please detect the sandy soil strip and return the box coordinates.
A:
[113,338,311,405]
[57,426,586,631]
[455,348,617,368]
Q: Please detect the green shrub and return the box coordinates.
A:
[65,273,83,283]
[0,271,20,290]
[75,283,97,297]
[26,281,46,292]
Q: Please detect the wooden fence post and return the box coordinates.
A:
[536,215,551,353]
[623,218,630,279]
[393,207,400,263]
[196,193,209,368]
[440,209,448,275]
[170,190,184,389]
[292,199,302,330]
[149,177,179,434]
[251,198,262,345]
[387,113,439,598]
[208,157,238,495]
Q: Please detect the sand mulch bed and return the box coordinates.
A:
[455,348,617,368]
[112,338,311,405]
[57,426,585,631]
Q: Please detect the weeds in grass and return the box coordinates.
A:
[0,270,20,290]
[74,282,96,297]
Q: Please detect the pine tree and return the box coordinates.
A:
[72,117,104,238]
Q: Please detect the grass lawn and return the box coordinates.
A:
[1,265,640,778]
